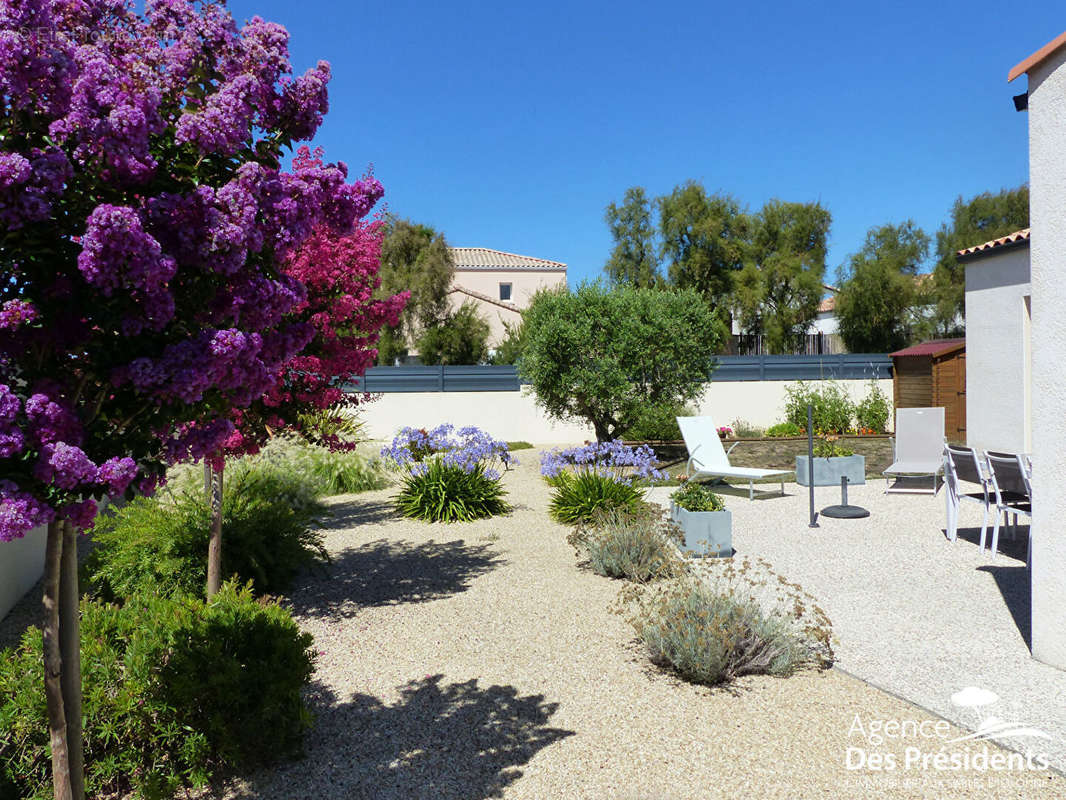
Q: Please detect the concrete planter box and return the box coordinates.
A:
[795,454,866,487]
[669,503,733,558]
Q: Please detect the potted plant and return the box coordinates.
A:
[669,480,732,558]
[795,436,866,487]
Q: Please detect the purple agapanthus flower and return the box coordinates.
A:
[540,440,664,485]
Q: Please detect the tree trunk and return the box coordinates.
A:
[42,520,74,800]
[58,521,84,800]
[206,461,223,598]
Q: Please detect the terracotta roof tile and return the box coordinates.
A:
[449,247,566,271]
[956,228,1030,258]
[817,296,836,313]
[1009,32,1066,82]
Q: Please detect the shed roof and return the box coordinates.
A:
[956,228,1030,260]
[449,247,566,271]
[889,339,965,358]
[1009,31,1066,82]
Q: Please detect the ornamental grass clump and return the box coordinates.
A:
[617,557,834,686]
[570,506,682,583]
[541,440,665,526]
[382,425,514,522]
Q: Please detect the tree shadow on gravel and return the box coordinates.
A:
[322,498,398,528]
[229,675,574,800]
[291,538,505,620]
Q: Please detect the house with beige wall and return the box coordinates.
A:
[447,247,567,349]
[960,229,1031,455]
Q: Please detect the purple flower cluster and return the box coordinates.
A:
[0,299,38,330]
[381,424,515,481]
[540,440,665,485]
[0,0,390,542]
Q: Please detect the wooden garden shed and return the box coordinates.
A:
[889,339,966,442]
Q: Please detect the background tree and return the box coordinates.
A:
[376,218,455,363]
[0,2,360,797]
[733,200,830,353]
[416,301,490,365]
[835,221,930,353]
[604,186,661,287]
[658,182,747,330]
[519,284,720,441]
[931,185,1029,335]
[490,319,526,365]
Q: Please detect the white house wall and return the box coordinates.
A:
[1028,45,1066,670]
[964,246,1031,453]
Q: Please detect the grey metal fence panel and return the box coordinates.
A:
[345,355,892,392]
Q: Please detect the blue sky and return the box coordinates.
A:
[230,0,1059,286]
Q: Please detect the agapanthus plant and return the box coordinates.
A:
[540,440,665,485]
[541,440,665,526]
[382,425,514,522]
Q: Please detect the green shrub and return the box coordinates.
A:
[782,381,855,434]
[85,466,328,600]
[765,421,803,438]
[547,471,645,526]
[395,459,509,522]
[0,584,314,800]
[505,441,534,451]
[622,584,827,691]
[855,381,891,433]
[571,507,682,583]
[620,402,692,441]
[670,481,725,512]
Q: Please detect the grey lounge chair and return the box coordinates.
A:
[985,451,1032,563]
[677,415,792,501]
[884,407,945,494]
[943,444,992,545]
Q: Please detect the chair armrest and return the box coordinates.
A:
[726,442,740,456]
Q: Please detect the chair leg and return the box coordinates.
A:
[749,480,754,502]
[990,511,1002,558]
[979,504,989,550]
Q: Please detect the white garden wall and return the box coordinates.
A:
[0,524,46,621]
[356,378,894,444]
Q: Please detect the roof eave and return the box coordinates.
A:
[957,236,1031,264]
[1008,31,1066,82]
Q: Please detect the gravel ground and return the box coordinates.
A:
[648,476,1066,777]
[184,453,1063,800]
[3,455,1061,798]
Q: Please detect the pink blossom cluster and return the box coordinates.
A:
[0,1,382,541]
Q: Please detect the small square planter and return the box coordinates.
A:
[795,454,866,487]
[669,503,733,558]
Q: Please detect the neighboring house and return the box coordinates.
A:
[447,247,567,348]
[959,228,1031,454]
[810,289,839,335]
[1006,31,1066,671]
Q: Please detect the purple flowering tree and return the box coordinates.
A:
[0,3,371,797]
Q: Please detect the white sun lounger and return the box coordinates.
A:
[677,416,793,501]
[883,407,945,494]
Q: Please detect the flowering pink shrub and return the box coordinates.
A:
[0,0,373,540]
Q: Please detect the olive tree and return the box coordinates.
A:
[519,284,720,440]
